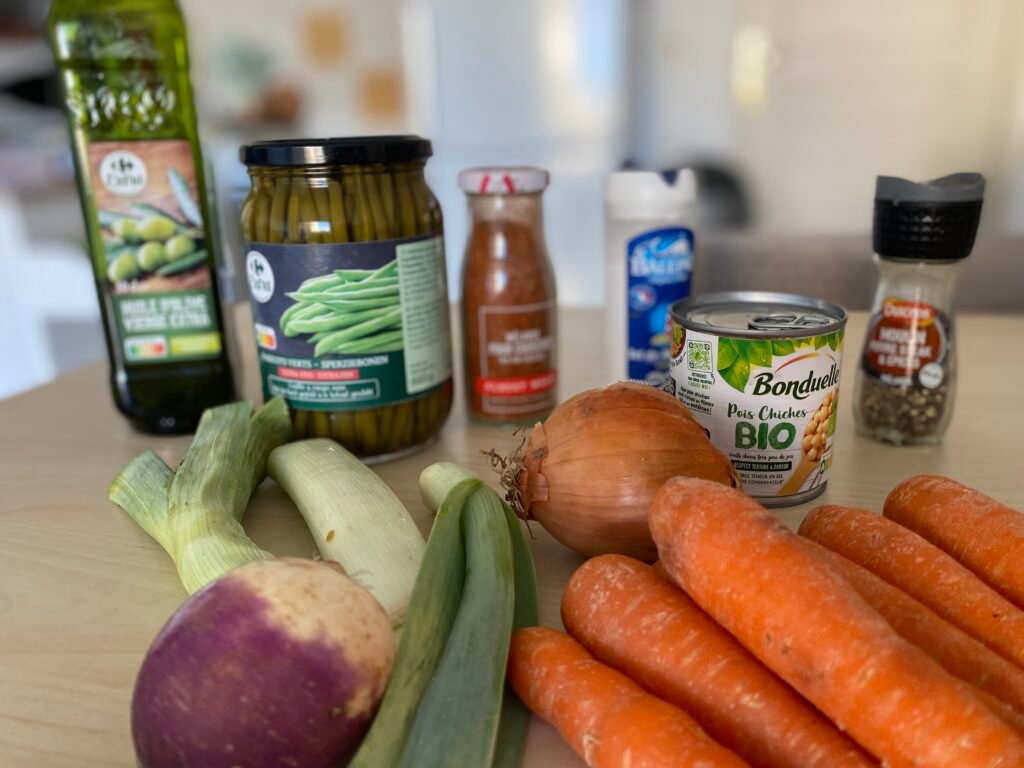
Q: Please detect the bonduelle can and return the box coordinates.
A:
[669,292,848,507]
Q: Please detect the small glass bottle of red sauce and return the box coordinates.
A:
[458,166,558,423]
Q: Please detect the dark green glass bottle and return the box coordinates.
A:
[49,0,234,433]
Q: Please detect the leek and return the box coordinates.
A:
[418,463,539,768]
[419,461,479,514]
[108,398,292,593]
[398,481,515,768]
[349,478,477,768]
[267,439,426,627]
[356,463,538,768]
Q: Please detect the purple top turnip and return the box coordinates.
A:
[132,558,395,768]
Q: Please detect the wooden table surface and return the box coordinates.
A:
[1,308,1023,767]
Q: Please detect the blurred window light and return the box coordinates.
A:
[732,23,774,113]
[542,1,578,77]
[579,0,623,93]
[540,0,626,135]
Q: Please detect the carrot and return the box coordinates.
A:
[649,477,1024,768]
[805,539,1024,713]
[799,504,1024,669]
[972,685,1024,738]
[816,556,1024,739]
[884,475,1024,608]
[561,554,875,768]
[506,627,750,768]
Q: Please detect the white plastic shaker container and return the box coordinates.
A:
[604,170,697,385]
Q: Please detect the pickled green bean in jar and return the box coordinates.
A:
[239,136,453,461]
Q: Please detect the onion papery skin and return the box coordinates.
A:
[516,383,739,560]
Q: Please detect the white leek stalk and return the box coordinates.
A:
[268,439,426,627]
[419,462,482,513]
[109,398,292,593]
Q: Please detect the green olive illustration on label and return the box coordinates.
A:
[108,252,141,282]
[165,234,196,260]
[138,215,176,241]
[136,241,167,271]
[112,218,140,242]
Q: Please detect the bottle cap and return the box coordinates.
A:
[458,166,549,194]
[873,173,985,261]
[604,169,697,219]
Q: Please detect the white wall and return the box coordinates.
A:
[404,0,630,306]
[628,0,736,167]
[179,0,407,138]
[182,0,631,306]
[0,192,100,399]
[629,0,1024,237]
[994,2,1024,233]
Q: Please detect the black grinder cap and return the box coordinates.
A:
[873,173,985,261]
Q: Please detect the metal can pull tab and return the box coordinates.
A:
[748,313,833,332]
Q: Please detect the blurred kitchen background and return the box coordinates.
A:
[1,0,1022,398]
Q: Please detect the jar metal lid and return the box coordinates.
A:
[240,135,432,167]
[458,166,549,194]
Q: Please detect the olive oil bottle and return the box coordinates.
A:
[49,0,234,433]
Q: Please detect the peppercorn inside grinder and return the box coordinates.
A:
[852,173,985,445]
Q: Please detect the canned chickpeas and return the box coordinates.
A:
[669,292,848,506]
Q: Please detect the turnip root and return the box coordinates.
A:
[132,558,394,768]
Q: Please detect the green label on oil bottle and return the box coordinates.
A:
[86,139,223,364]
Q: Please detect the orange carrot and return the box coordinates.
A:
[885,475,1024,608]
[799,504,1024,669]
[972,685,1024,738]
[649,477,1024,768]
[814,548,1024,738]
[561,554,875,768]
[805,539,1024,713]
[507,627,750,768]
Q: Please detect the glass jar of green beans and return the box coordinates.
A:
[239,136,453,461]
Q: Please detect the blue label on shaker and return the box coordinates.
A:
[626,227,693,385]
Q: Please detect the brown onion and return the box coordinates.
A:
[512,382,739,560]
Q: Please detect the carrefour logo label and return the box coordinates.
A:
[100,150,148,197]
[246,250,275,303]
[628,227,694,287]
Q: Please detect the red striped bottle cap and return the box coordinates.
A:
[458,166,549,194]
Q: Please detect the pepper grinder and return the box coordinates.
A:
[853,173,985,445]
